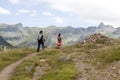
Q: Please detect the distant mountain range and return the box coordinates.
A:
[0,22,120,48]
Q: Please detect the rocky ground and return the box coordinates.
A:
[73,33,120,80]
[73,52,120,80]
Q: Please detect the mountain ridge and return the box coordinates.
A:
[0,22,120,47]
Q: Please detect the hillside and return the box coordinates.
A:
[0,23,28,46]
[0,35,13,49]
[0,22,120,47]
[7,33,120,80]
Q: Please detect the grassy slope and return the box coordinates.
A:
[96,43,120,64]
[74,41,120,68]
[10,48,78,80]
[10,41,120,80]
[38,49,77,80]
[0,48,35,71]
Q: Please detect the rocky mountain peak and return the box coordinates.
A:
[97,22,114,32]
[98,22,106,28]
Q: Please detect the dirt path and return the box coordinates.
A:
[0,53,37,80]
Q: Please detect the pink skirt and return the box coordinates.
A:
[57,42,62,46]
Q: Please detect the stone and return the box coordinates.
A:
[58,56,71,62]
[112,74,117,77]
[24,66,33,73]
[39,59,46,63]
[96,44,103,48]
[117,69,120,74]
[111,67,116,70]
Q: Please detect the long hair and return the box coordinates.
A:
[58,33,61,37]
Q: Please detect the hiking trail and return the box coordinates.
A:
[0,53,37,80]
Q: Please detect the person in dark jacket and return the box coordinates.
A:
[37,30,45,52]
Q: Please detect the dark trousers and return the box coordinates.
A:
[37,40,44,52]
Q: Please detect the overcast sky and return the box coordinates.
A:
[0,0,120,27]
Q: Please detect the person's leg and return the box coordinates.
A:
[37,41,40,52]
[42,42,44,50]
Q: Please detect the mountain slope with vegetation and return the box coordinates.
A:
[9,33,120,80]
[0,22,120,47]
[0,35,13,50]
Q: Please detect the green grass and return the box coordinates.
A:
[9,55,40,80]
[77,41,120,68]
[73,41,120,69]
[10,48,78,80]
[39,49,77,80]
[96,45,120,64]
[9,40,120,80]
[0,48,35,71]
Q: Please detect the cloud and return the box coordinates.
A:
[18,9,29,14]
[45,0,120,26]
[17,9,37,16]
[7,0,120,26]
[9,0,20,4]
[42,11,64,24]
[0,7,11,15]
[42,11,53,16]
[30,10,37,16]
[54,17,63,24]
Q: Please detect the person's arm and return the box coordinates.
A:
[41,35,45,42]
[41,35,43,38]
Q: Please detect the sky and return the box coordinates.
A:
[0,0,120,27]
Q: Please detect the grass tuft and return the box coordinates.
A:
[0,48,35,71]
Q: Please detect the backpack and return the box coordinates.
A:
[38,34,44,42]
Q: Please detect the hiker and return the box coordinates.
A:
[57,33,62,47]
[37,30,45,52]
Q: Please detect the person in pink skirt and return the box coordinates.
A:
[57,33,62,47]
